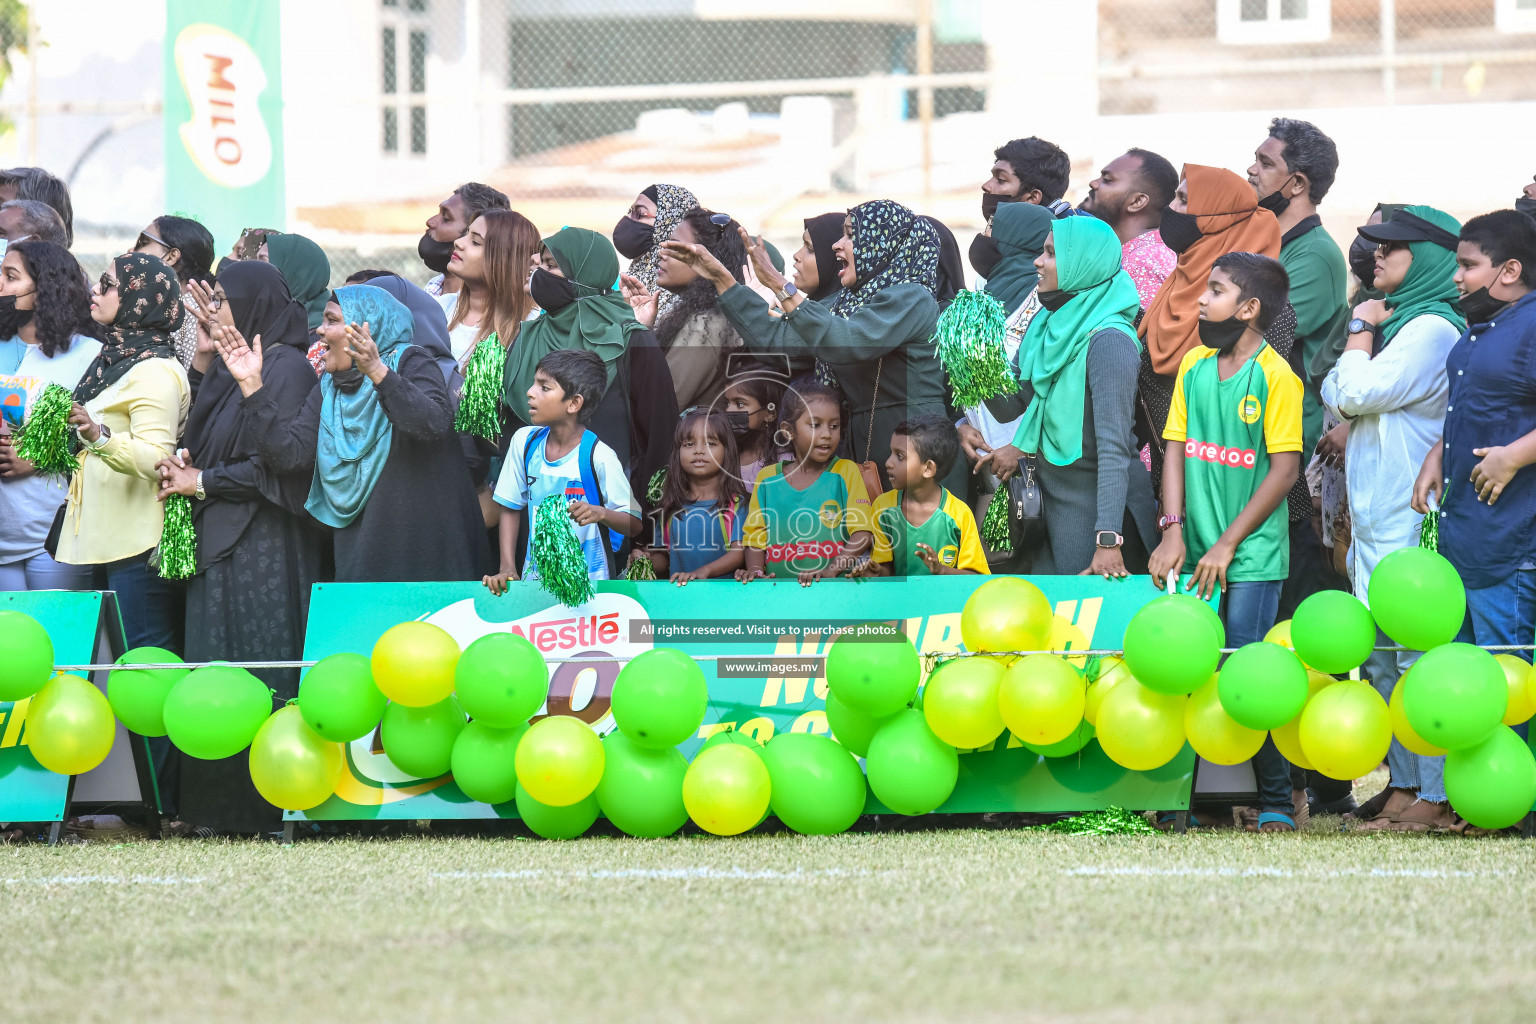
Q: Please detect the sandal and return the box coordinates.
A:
[1344,786,1400,821]
[164,820,220,839]
[1247,811,1296,833]
[1380,799,1455,833]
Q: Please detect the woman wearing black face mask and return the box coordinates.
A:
[614,183,698,320]
[0,241,101,591]
[516,227,677,509]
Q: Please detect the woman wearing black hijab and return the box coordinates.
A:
[920,215,967,310]
[795,213,847,306]
[155,260,320,835]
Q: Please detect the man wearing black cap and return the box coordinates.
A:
[1414,211,1536,724]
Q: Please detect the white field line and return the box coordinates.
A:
[3,875,208,885]
[430,867,883,880]
[1063,866,1514,878]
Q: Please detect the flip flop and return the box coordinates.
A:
[1250,811,1296,833]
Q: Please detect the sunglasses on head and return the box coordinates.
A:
[136,229,172,252]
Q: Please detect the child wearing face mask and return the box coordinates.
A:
[1149,250,1303,834]
[737,379,872,586]
[716,373,782,483]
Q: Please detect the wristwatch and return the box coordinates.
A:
[775,280,799,304]
[1095,530,1123,548]
[1158,513,1183,532]
[194,471,206,501]
[1347,317,1373,335]
[83,423,111,450]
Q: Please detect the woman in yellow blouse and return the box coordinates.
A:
[57,252,190,651]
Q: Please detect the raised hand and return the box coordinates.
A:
[344,321,384,381]
[619,273,660,328]
[213,322,265,394]
[737,227,785,292]
[660,239,735,291]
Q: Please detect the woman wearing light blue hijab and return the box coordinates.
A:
[214,284,489,581]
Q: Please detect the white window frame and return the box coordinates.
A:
[1496,0,1536,35]
[381,0,431,157]
[1217,0,1332,45]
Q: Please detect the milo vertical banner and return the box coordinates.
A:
[163,0,285,251]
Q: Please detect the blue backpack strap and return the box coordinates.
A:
[577,429,623,554]
[523,426,550,484]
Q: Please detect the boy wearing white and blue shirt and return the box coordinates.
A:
[482,350,640,594]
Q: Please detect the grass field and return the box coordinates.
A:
[7,796,1536,1024]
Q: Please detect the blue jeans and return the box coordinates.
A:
[1364,631,1443,802]
[0,551,95,591]
[1219,580,1293,815]
[1454,567,1533,743]
[95,554,185,654]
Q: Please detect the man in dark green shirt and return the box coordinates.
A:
[1246,117,1347,458]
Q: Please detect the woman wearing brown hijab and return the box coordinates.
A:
[1136,164,1283,482]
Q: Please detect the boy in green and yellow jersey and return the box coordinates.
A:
[855,414,990,577]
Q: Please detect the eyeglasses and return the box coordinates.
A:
[136,229,171,252]
[97,273,118,294]
[709,212,733,236]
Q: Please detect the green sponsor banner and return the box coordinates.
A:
[0,592,109,822]
[163,0,285,252]
[293,576,1197,822]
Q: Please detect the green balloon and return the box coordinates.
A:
[864,709,958,816]
[824,690,895,757]
[594,731,688,837]
[1193,596,1226,648]
[298,653,386,743]
[515,782,599,839]
[1367,547,1466,652]
[0,611,53,702]
[825,625,920,717]
[1291,590,1376,673]
[380,696,466,779]
[107,647,187,736]
[1122,595,1220,696]
[760,732,867,834]
[1402,642,1507,750]
[1444,725,1536,830]
[454,632,548,728]
[1021,720,1096,758]
[450,720,528,804]
[1217,641,1309,730]
[611,647,708,749]
[162,665,273,760]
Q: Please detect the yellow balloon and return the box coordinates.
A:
[682,743,771,836]
[960,577,1053,655]
[1047,617,1091,670]
[998,653,1086,746]
[1185,677,1266,765]
[25,673,114,776]
[1388,673,1447,757]
[249,705,344,811]
[1264,619,1316,671]
[1270,669,1337,770]
[1271,716,1312,770]
[1299,680,1392,781]
[1096,679,1187,771]
[1084,656,1133,726]
[370,621,460,707]
[515,716,605,806]
[1495,654,1536,726]
[922,657,1006,749]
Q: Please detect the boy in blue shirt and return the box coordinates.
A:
[483,349,641,594]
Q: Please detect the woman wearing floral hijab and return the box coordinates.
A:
[57,252,191,651]
[672,200,951,491]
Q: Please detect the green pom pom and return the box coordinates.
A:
[157,495,197,580]
[646,467,666,506]
[531,494,595,607]
[932,289,1015,409]
[454,333,506,441]
[13,383,78,476]
[1419,508,1440,552]
[1030,807,1156,836]
[980,486,1012,553]
[623,556,658,581]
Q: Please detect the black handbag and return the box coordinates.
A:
[43,503,66,558]
[1006,453,1047,553]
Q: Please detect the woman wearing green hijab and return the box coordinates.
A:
[976,216,1158,575]
[1321,204,1465,832]
[508,226,677,499]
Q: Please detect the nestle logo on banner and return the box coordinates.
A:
[1185,438,1257,469]
[174,24,273,188]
